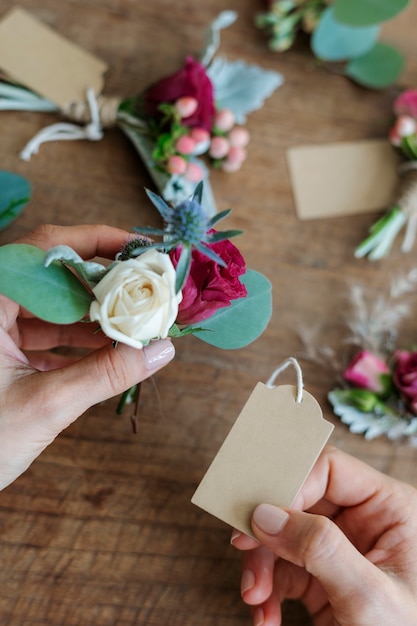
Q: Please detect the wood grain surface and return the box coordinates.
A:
[1,1,417,624]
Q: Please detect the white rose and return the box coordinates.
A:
[89,249,182,349]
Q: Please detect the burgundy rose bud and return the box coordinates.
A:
[170,234,247,326]
[144,56,215,131]
[344,350,391,394]
[393,350,417,413]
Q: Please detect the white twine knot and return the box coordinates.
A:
[20,87,103,161]
[265,357,304,403]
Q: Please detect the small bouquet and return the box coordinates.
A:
[301,275,417,443]
[356,89,417,260]
[0,170,31,231]
[256,0,408,89]
[0,11,282,216]
[0,183,272,421]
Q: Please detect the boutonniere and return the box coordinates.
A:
[0,11,282,216]
[0,183,272,422]
[300,276,417,443]
[256,0,408,89]
[356,89,417,260]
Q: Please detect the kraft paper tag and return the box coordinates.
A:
[0,7,107,108]
[287,139,400,220]
[192,384,334,537]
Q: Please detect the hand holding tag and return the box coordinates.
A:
[192,359,334,537]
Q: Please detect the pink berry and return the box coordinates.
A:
[214,108,235,132]
[175,135,196,155]
[174,97,198,119]
[209,136,230,159]
[227,146,247,164]
[190,127,210,144]
[166,155,187,175]
[221,159,242,173]
[184,162,204,182]
[228,127,250,148]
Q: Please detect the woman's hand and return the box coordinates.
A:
[231,446,417,626]
[0,224,175,490]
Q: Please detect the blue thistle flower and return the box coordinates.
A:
[132,182,242,292]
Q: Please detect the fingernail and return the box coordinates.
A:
[241,569,255,595]
[230,529,242,546]
[253,606,264,626]
[143,340,175,370]
[253,504,289,535]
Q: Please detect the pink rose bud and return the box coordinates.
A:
[209,136,230,159]
[344,350,390,394]
[214,108,235,132]
[392,115,416,142]
[190,127,210,144]
[166,155,188,175]
[174,96,199,119]
[175,135,197,155]
[184,162,204,182]
[228,127,250,148]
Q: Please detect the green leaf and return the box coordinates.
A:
[0,171,32,230]
[334,0,410,27]
[345,42,404,88]
[0,244,93,323]
[312,7,379,61]
[190,270,272,349]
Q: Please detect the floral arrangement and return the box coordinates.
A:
[300,275,417,443]
[0,170,31,230]
[0,183,272,418]
[356,89,417,260]
[0,11,283,216]
[256,0,408,88]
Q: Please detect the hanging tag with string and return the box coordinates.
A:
[192,358,334,537]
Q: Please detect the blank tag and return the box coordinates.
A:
[287,139,400,220]
[0,7,107,108]
[192,384,333,537]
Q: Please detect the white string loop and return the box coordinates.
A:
[265,357,304,403]
[20,87,103,161]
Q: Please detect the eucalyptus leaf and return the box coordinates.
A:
[190,270,272,349]
[311,7,379,61]
[0,171,31,230]
[345,42,404,88]
[44,245,108,285]
[207,57,283,124]
[334,0,410,27]
[0,244,93,323]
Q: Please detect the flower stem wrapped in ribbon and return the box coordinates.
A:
[355,89,417,260]
[0,183,272,418]
[0,11,283,216]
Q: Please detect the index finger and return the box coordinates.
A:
[16,224,133,260]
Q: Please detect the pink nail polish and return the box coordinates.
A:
[143,339,175,370]
[241,569,255,595]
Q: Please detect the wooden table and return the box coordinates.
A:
[1,1,417,624]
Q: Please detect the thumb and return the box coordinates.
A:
[251,504,382,609]
[28,338,175,433]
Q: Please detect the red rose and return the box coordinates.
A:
[393,350,417,412]
[144,56,215,130]
[170,236,248,326]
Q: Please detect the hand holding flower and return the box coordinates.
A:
[0,224,175,490]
